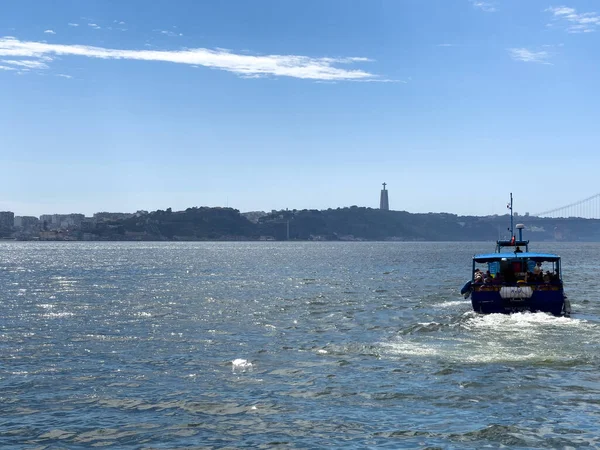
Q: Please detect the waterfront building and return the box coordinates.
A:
[39,214,53,224]
[0,211,15,229]
[14,216,40,230]
[39,213,85,230]
[94,212,134,221]
[60,214,85,228]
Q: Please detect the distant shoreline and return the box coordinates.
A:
[4,207,600,242]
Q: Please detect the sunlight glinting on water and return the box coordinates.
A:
[1,241,600,449]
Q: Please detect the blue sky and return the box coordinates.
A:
[1,0,599,217]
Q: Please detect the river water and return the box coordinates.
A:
[1,241,599,449]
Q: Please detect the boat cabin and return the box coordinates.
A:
[471,252,561,285]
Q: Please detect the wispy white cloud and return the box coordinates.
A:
[44,30,56,35]
[470,1,497,12]
[352,78,405,84]
[159,30,183,37]
[546,6,600,33]
[508,48,552,64]
[88,23,101,30]
[0,36,382,81]
[56,74,73,79]
[437,43,455,47]
[68,23,79,27]
[0,64,17,70]
[1,58,50,69]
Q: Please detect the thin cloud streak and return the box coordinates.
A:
[1,59,50,69]
[470,1,497,12]
[508,48,552,64]
[158,30,183,37]
[546,6,600,33]
[44,30,56,35]
[0,36,380,81]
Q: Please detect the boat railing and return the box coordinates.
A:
[472,280,562,285]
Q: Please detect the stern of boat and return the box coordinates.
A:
[471,283,566,316]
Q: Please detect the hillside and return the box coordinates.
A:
[83,206,600,242]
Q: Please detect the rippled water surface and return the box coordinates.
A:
[1,241,600,449]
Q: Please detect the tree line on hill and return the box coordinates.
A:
[84,206,600,242]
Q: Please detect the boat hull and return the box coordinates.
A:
[471,284,567,316]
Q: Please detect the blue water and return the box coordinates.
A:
[1,241,600,449]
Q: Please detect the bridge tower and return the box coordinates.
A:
[380,182,389,211]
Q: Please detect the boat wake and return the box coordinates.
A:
[463,310,586,331]
[381,312,599,365]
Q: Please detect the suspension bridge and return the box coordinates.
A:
[533,193,600,219]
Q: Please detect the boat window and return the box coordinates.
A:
[488,261,499,276]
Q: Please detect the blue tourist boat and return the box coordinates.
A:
[461,194,570,316]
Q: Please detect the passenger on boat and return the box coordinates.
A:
[543,271,551,283]
[474,269,484,283]
[533,262,543,276]
[525,271,534,282]
[484,271,493,284]
[515,247,523,253]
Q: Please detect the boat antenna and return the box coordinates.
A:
[509,192,514,240]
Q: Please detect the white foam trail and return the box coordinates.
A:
[464,312,590,332]
[438,300,470,308]
[382,312,599,364]
[232,358,253,373]
[380,340,440,357]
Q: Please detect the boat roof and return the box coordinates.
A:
[473,252,560,263]
[497,239,529,247]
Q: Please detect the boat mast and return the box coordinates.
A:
[509,192,514,240]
